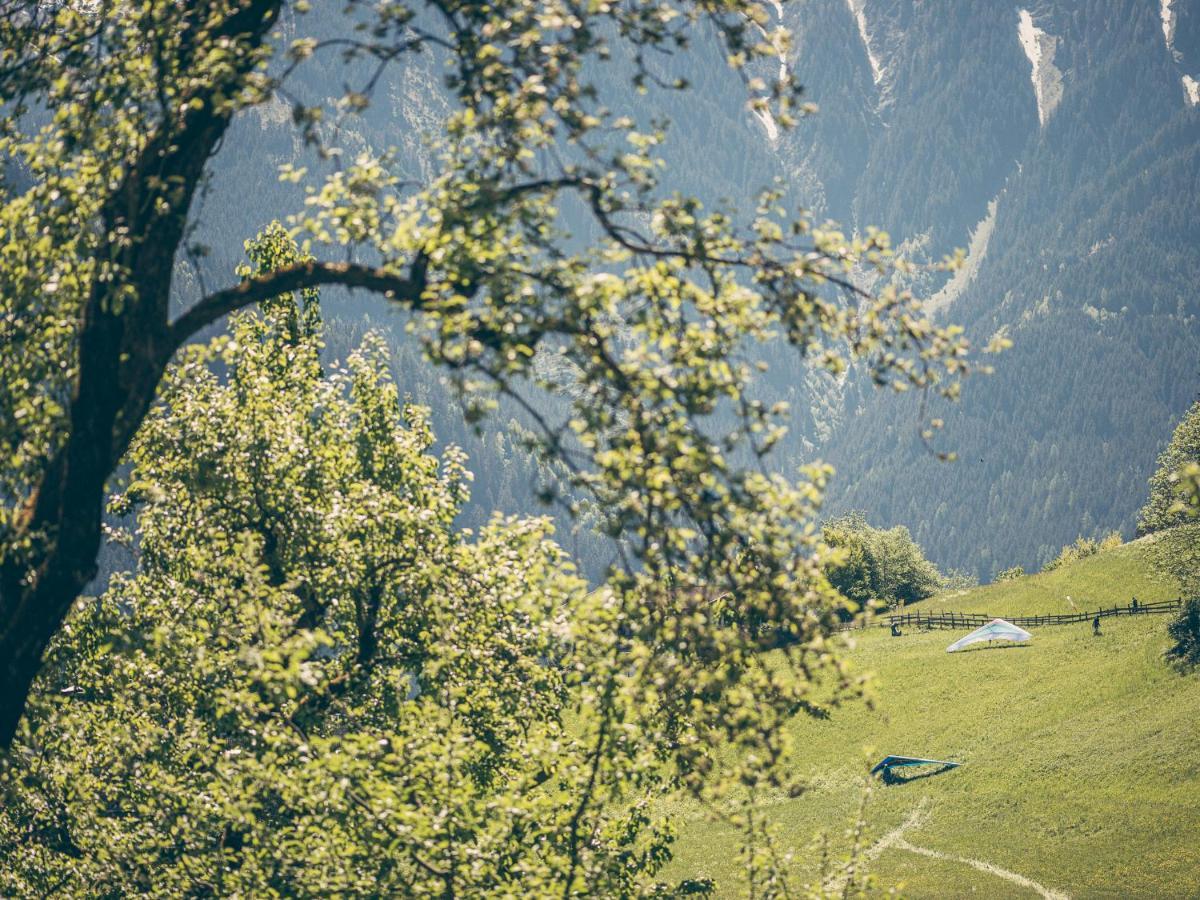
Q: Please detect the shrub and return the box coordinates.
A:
[1139,405,1200,669]
[995,565,1025,582]
[940,569,979,591]
[1166,597,1200,668]
[1042,531,1120,572]
[1042,536,1100,572]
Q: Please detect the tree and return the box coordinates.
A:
[0,4,989,890]
[822,512,942,612]
[1161,509,1200,666]
[0,21,984,888]
[1138,401,1200,535]
[1166,597,1200,669]
[994,565,1025,582]
[0,0,977,796]
[0,257,684,893]
[1140,403,1200,602]
[1136,402,1200,667]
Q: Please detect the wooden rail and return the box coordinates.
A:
[878,598,1185,633]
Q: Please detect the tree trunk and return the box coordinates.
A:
[0,0,284,750]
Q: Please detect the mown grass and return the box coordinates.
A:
[667,536,1199,897]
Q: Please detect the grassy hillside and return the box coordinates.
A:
[667,537,1199,897]
[928,534,1183,618]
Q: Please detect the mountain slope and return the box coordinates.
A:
[777,0,1200,577]
[667,536,1198,896]
[171,0,1200,580]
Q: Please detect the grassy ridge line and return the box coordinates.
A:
[923,534,1182,618]
[668,538,1199,897]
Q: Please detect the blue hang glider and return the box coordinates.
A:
[870,755,960,777]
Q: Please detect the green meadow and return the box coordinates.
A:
[669,535,1200,897]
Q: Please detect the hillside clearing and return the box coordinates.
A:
[668,538,1200,897]
[924,535,1181,618]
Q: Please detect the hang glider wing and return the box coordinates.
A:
[946,618,1032,653]
[870,755,960,776]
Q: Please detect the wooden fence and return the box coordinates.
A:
[879,598,1185,633]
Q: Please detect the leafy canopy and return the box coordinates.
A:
[2,262,671,894]
[0,0,979,747]
[0,227,933,894]
[1,1,984,892]
[822,511,942,611]
[1138,401,1200,535]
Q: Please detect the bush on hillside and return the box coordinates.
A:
[1166,596,1200,669]
[1042,537,1097,572]
[994,565,1025,582]
[1139,405,1200,669]
[940,569,979,591]
[1138,401,1200,534]
[1042,531,1122,572]
[1163,462,1200,526]
[823,512,942,612]
[1153,521,1200,657]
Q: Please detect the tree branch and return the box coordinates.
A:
[168,255,429,353]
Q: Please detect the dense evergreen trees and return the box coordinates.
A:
[783,0,1200,578]
[162,0,1200,585]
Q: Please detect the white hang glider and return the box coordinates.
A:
[946,618,1032,653]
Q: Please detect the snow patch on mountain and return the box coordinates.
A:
[926,196,998,315]
[1161,0,1182,60]
[1017,9,1063,127]
[1160,0,1199,107]
[748,0,790,143]
[1184,74,1200,106]
[845,0,885,87]
[751,106,780,141]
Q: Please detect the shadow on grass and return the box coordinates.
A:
[786,698,831,720]
[951,642,1033,654]
[880,764,959,786]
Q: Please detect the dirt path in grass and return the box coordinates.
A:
[831,799,1070,900]
[889,835,1070,900]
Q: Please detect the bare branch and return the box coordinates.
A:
[168,255,429,353]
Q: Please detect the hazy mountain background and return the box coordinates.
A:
[782,0,1200,578]
[175,0,1200,582]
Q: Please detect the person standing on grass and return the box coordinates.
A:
[1093,616,1102,636]
[1132,597,1139,615]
